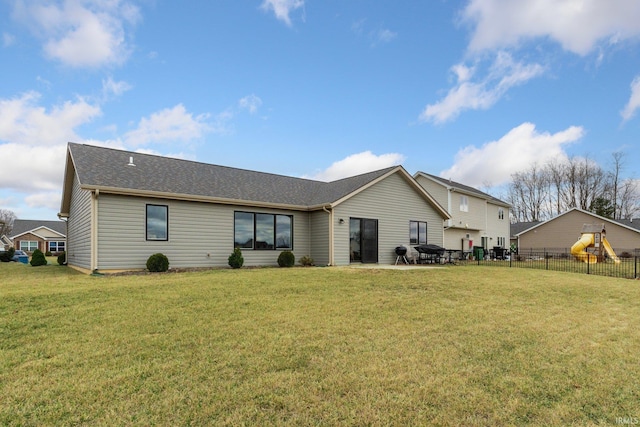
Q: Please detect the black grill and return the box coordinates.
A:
[395,246,407,256]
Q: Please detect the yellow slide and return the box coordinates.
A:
[571,233,597,264]
[602,237,621,264]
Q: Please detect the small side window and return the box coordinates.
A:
[146,204,168,241]
[460,196,469,212]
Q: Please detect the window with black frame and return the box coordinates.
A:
[234,212,292,250]
[409,220,427,245]
[146,204,168,241]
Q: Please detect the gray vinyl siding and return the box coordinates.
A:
[518,210,640,252]
[67,175,92,270]
[95,194,311,270]
[333,173,445,266]
[309,210,330,266]
[415,175,449,208]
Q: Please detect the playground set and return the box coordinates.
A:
[570,223,620,264]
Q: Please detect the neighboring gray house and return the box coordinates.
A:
[59,143,450,273]
[6,219,67,254]
[514,208,640,253]
[413,172,511,254]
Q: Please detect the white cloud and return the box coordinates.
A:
[12,0,140,68]
[374,29,397,46]
[25,191,62,211]
[351,20,397,47]
[440,122,584,187]
[3,32,15,47]
[102,76,132,99]
[0,143,67,193]
[261,0,304,27]
[621,76,640,122]
[0,91,101,146]
[461,0,640,55]
[124,104,212,146]
[420,52,545,123]
[306,151,405,182]
[238,94,263,114]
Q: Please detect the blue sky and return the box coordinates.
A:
[1,0,639,220]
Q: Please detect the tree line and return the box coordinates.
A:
[506,152,639,222]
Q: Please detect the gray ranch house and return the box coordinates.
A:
[59,143,450,273]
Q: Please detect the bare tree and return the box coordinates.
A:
[560,156,607,211]
[545,159,567,217]
[618,178,640,219]
[507,163,549,222]
[0,209,17,235]
[608,151,626,219]
[508,152,640,223]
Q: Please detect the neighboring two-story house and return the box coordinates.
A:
[414,172,511,256]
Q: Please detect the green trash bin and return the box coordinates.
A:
[473,246,484,260]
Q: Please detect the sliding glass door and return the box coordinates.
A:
[349,218,378,263]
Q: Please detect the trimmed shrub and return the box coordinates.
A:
[146,253,169,272]
[45,251,52,257]
[277,250,295,267]
[30,249,47,267]
[57,251,66,265]
[299,255,314,266]
[0,247,15,262]
[228,247,244,269]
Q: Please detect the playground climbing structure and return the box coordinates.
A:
[570,223,620,264]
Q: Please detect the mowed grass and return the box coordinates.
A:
[1,262,640,426]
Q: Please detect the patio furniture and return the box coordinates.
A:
[414,244,446,264]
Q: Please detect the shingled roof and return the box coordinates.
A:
[62,143,448,216]
[415,172,511,207]
[9,219,66,238]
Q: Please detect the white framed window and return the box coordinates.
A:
[498,208,504,220]
[20,241,38,251]
[48,241,66,252]
[460,195,468,212]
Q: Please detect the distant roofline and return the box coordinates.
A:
[413,171,511,207]
[515,207,640,236]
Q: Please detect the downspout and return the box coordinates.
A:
[91,189,99,272]
[57,213,68,265]
[322,205,334,266]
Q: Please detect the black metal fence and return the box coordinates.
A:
[459,248,640,280]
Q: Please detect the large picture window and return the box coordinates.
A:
[234,212,292,250]
[409,221,427,245]
[146,204,168,241]
[20,241,38,251]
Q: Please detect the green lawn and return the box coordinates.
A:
[1,262,640,426]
